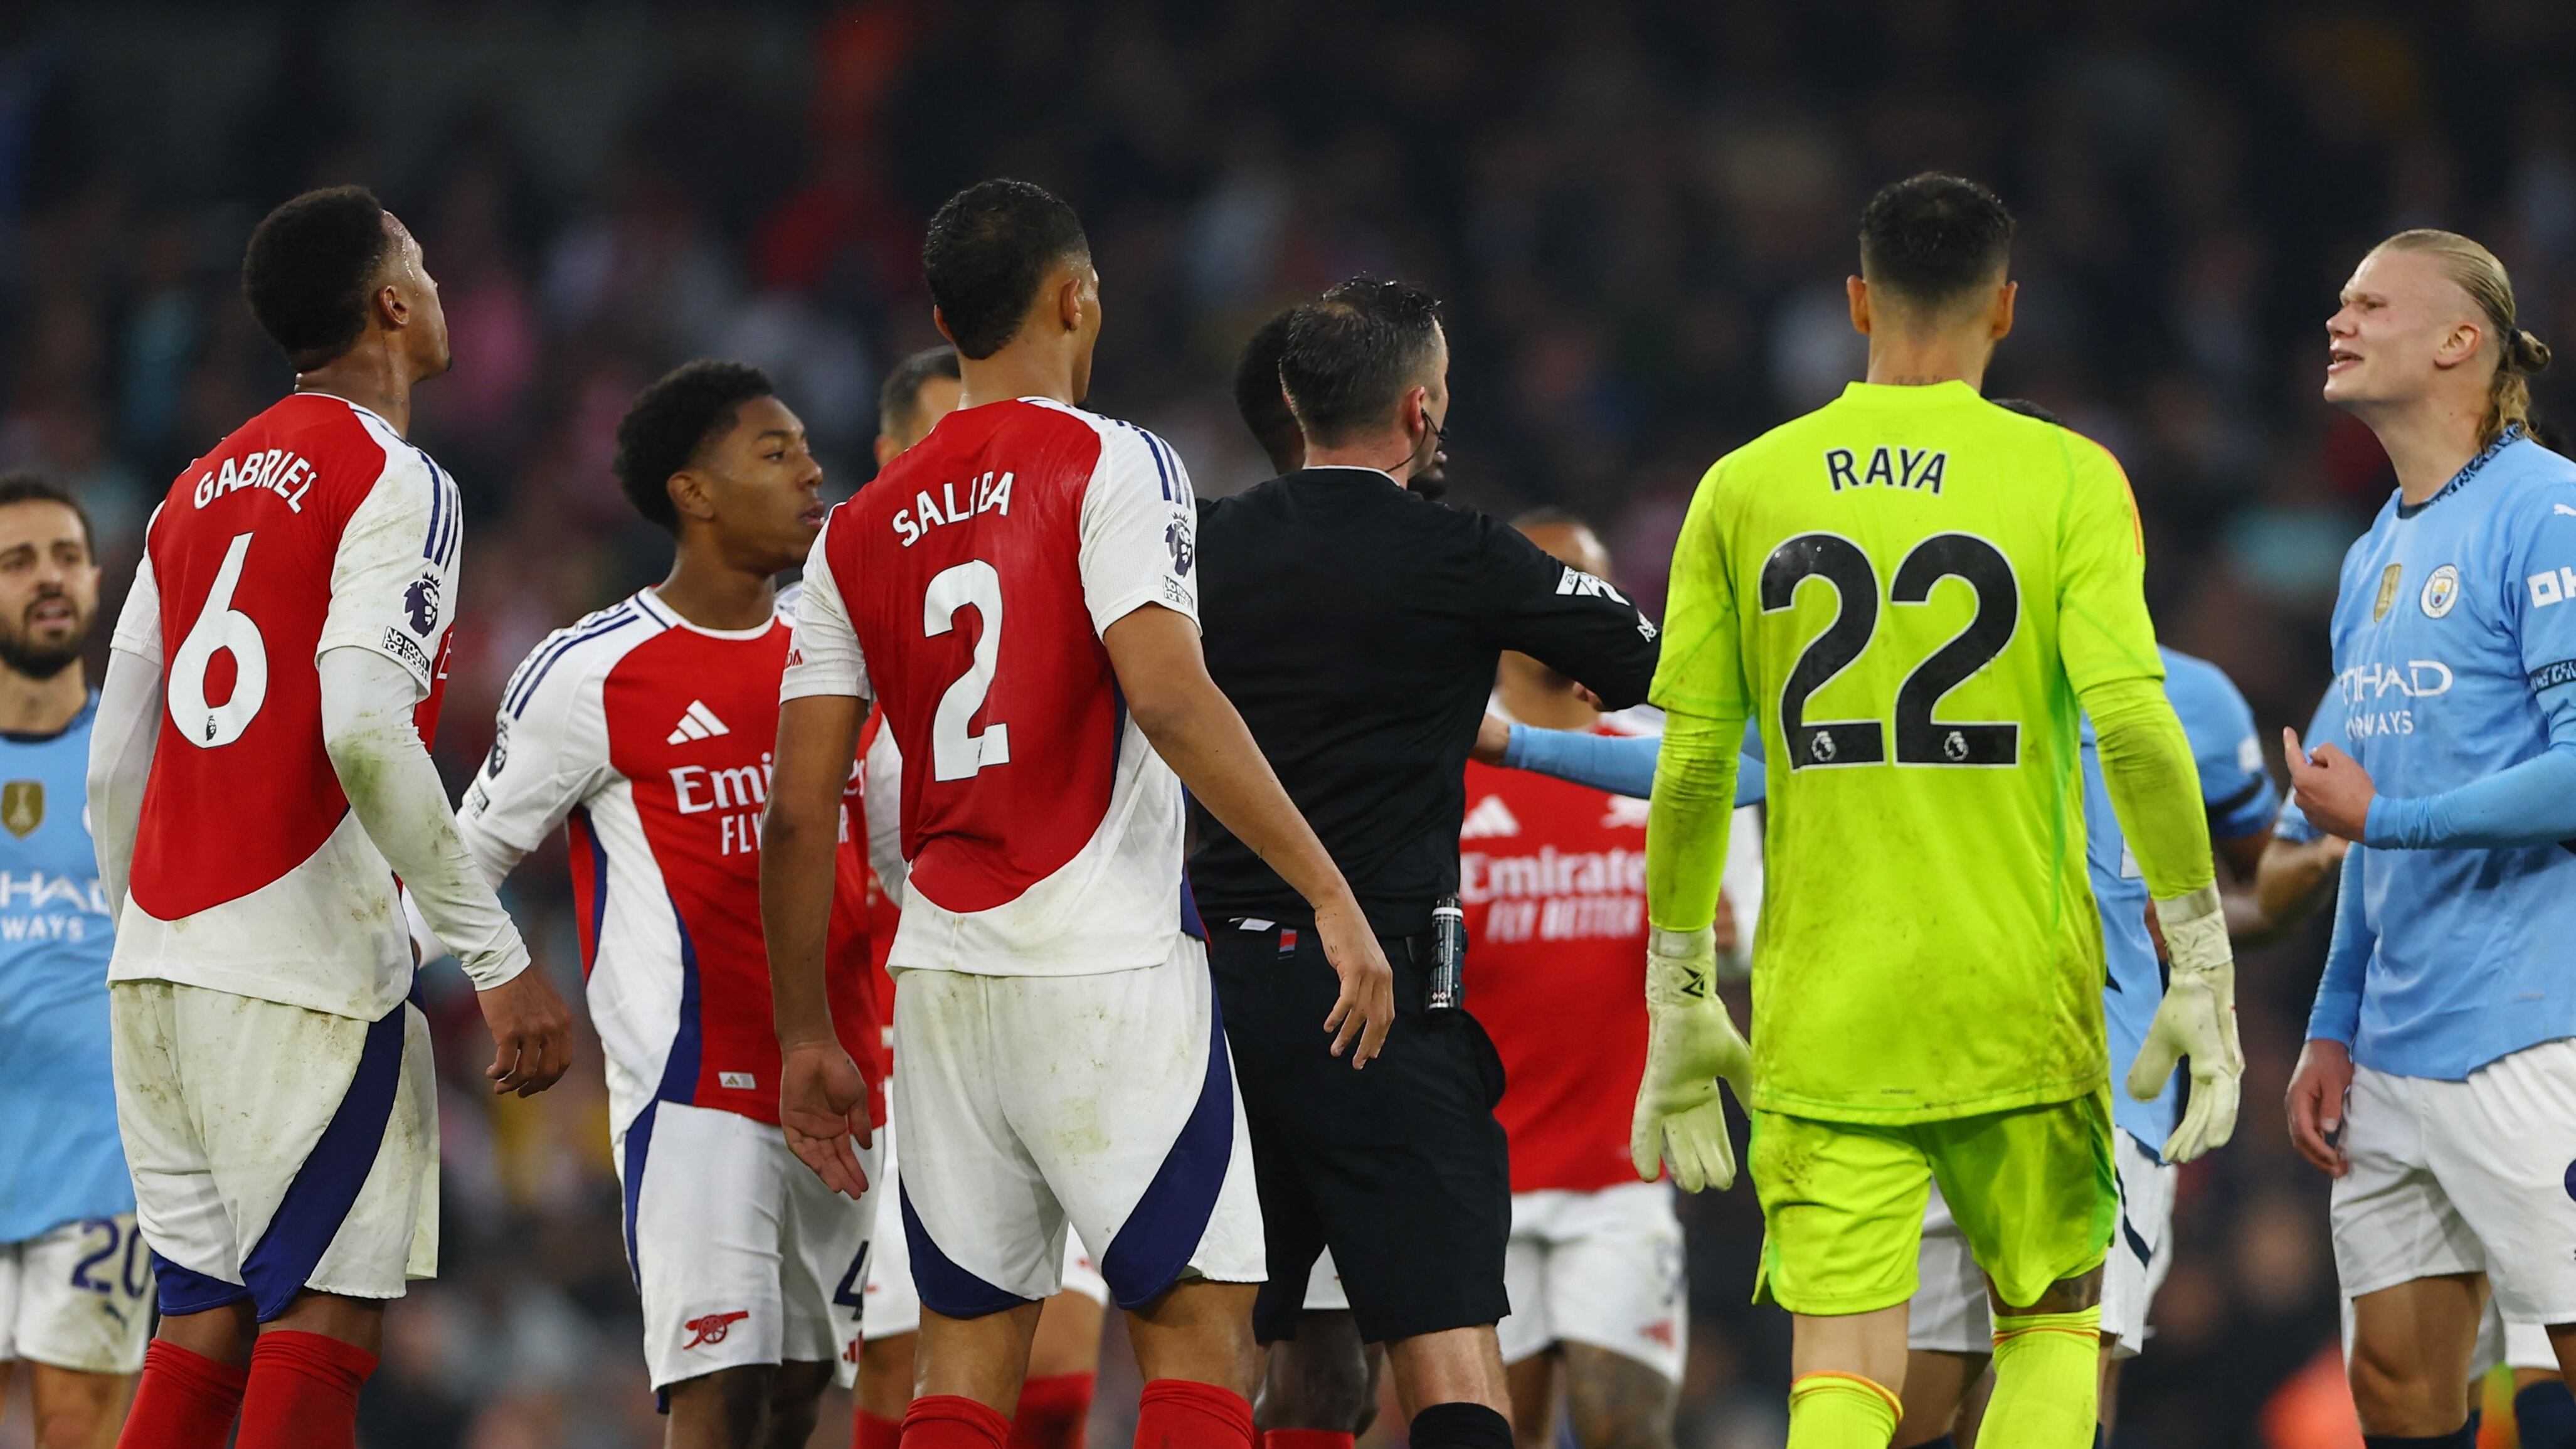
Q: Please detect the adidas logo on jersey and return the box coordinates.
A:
[666,701,731,745]
[1461,795,1522,839]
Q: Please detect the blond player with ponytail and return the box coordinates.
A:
[2284,228,2576,1449]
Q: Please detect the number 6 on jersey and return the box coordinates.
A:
[166,531,268,748]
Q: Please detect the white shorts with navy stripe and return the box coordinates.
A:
[618,1102,877,1390]
[860,1082,1107,1342]
[110,980,437,1319]
[891,935,1263,1314]
[1910,1130,2175,1358]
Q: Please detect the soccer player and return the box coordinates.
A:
[2281,228,2576,1448]
[0,475,147,1449]
[1638,173,2242,1449]
[87,186,572,1449]
[440,359,880,1448]
[1463,511,1688,1449]
[761,179,1393,1449]
[852,345,1115,1449]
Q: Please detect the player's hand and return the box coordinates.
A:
[779,1039,875,1198]
[1313,898,1395,1068]
[1632,925,1753,1191]
[476,967,574,1098]
[2284,727,2375,843]
[2286,1037,2355,1177]
[1472,713,1512,765]
[2128,887,2243,1162]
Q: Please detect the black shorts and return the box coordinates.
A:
[1209,920,1511,1345]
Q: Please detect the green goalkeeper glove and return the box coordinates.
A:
[2128,885,2244,1162]
[1631,925,1754,1191]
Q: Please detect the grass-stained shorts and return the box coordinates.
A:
[1749,1086,2114,1315]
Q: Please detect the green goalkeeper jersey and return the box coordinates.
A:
[1653,380,2167,1123]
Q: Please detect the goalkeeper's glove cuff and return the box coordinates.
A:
[2153,884,2231,977]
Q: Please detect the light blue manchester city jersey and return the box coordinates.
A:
[2314,429,2576,1079]
[0,696,130,1242]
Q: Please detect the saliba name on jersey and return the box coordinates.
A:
[189,446,319,513]
[1824,445,1948,495]
[890,470,1014,547]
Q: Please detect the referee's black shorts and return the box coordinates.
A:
[1209,918,1510,1345]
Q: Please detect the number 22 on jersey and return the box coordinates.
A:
[1763,531,2021,770]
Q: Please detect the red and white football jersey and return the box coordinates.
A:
[1462,714,1657,1194]
[457,589,881,1137]
[109,393,462,1021]
[782,397,1199,975]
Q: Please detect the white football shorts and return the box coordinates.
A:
[1911,1130,2174,1357]
[618,1100,877,1390]
[2339,1294,2560,1376]
[111,980,436,1319]
[891,937,1263,1313]
[1497,1181,1688,1382]
[860,1088,1108,1341]
[0,1214,154,1374]
[2331,1038,2576,1325]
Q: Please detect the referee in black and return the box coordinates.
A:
[1192,279,1660,1449]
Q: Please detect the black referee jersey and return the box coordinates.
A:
[1188,465,1663,936]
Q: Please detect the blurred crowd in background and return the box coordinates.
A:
[4,2,2576,1445]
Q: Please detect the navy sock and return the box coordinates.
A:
[1912,1439,1958,1449]
[2522,1379,2576,1449]
[1409,1403,1513,1449]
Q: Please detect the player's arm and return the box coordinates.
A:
[2287,841,2371,1177]
[88,545,164,916]
[2059,437,2239,1162]
[2172,662,2287,942]
[1485,721,1767,805]
[763,536,877,1198]
[1633,461,1753,1194]
[2244,687,2351,941]
[1477,519,1662,709]
[2292,488,2576,847]
[862,712,906,903]
[318,459,569,1096]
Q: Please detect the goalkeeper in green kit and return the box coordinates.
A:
[1636,173,2244,1449]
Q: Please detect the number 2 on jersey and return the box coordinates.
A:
[924,560,1010,782]
[1762,531,2019,769]
[167,531,268,748]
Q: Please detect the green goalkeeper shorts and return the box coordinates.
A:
[1749,1086,2115,1316]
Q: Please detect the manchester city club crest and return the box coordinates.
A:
[2421,563,2461,618]
[2373,563,2403,622]
[2,780,43,838]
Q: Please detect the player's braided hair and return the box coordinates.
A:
[613,360,776,532]
[241,186,393,369]
[2375,228,2555,447]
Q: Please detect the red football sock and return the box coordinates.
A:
[1008,1371,1097,1449]
[1135,1379,1255,1449]
[1263,1433,1356,1449]
[235,1330,376,1449]
[117,1339,250,1449]
[904,1394,1014,1449]
[861,1410,908,1449]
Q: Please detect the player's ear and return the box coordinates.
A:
[2433,317,2484,372]
[665,469,719,524]
[1990,279,2017,342]
[1846,276,1872,337]
[1052,267,1086,334]
[930,305,956,348]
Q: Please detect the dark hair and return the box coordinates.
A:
[1232,309,1304,474]
[879,345,962,440]
[0,472,95,557]
[1278,278,1446,449]
[1858,172,2015,310]
[921,179,1091,359]
[242,186,394,368]
[613,360,776,531]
